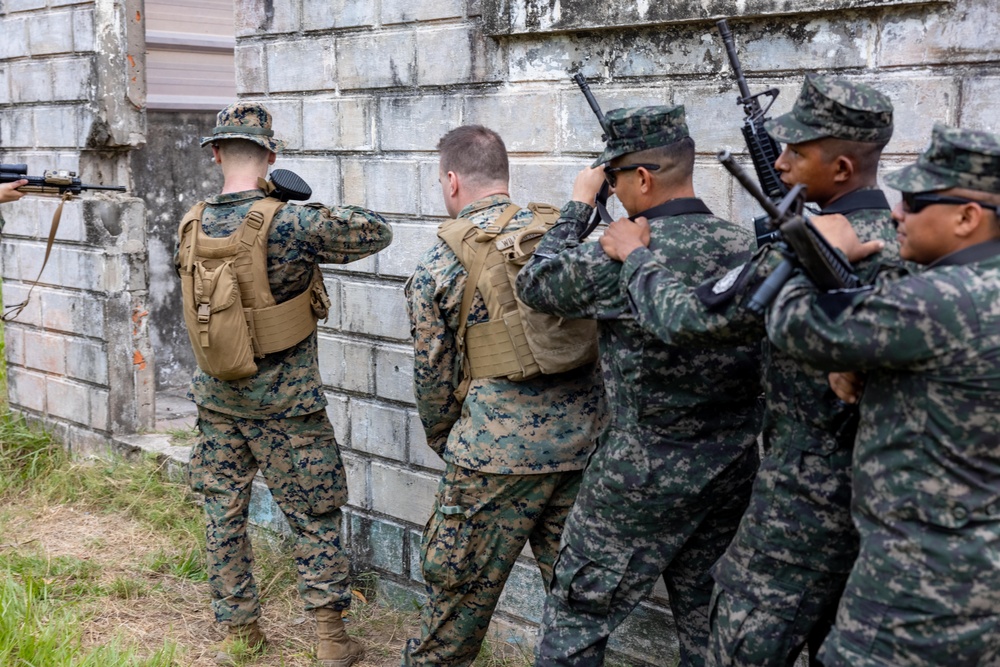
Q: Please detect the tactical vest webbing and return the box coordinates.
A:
[178,198,329,380]
[438,203,598,394]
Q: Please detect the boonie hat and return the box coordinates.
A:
[200,101,285,153]
[765,75,893,144]
[885,123,1000,195]
[593,105,690,167]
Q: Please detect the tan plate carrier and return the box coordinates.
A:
[438,203,598,399]
[178,198,329,381]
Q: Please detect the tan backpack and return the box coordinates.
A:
[177,198,331,381]
[437,203,598,398]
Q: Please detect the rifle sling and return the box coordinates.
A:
[3,192,73,322]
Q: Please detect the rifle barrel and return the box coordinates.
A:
[716,20,753,102]
[572,73,612,139]
[717,150,781,219]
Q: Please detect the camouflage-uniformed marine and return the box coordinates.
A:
[179,102,392,660]
[402,190,607,666]
[767,123,1000,667]
[613,78,901,666]
[516,106,762,667]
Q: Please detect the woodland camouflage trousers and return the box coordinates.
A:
[402,463,583,667]
[189,406,351,625]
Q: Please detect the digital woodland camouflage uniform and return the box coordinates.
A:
[516,106,763,667]
[402,195,607,666]
[180,102,393,628]
[615,77,901,666]
[768,124,1000,667]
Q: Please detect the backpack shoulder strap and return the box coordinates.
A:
[178,201,208,273]
[241,197,284,250]
[448,205,520,343]
[436,218,477,269]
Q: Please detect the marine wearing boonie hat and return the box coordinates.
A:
[592,105,690,167]
[885,123,1000,196]
[765,75,893,144]
[200,101,286,153]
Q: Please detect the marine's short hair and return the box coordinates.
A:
[216,138,271,164]
[437,125,510,186]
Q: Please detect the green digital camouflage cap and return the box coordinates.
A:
[200,101,285,153]
[592,105,690,167]
[765,75,893,144]
[885,123,1000,195]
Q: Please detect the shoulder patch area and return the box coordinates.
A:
[695,262,753,310]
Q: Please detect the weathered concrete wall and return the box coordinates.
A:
[0,0,149,453]
[131,111,220,391]
[230,0,1000,662]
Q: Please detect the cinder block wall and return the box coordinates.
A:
[232,0,999,662]
[0,0,149,453]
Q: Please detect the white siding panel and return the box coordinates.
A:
[146,0,234,36]
[146,49,235,110]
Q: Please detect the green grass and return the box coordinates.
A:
[0,558,179,666]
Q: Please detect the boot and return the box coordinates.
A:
[213,621,267,666]
[314,607,365,667]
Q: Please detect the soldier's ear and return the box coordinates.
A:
[832,155,854,184]
[954,201,988,240]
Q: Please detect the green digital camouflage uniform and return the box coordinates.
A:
[516,106,763,667]
[767,124,1000,667]
[696,75,899,667]
[180,102,393,627]
[616,78,900,667]
[402,195,607,667]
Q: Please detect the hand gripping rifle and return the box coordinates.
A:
[572,73,615,239]
[0,164,126,322]
[718,150,859,314]
[1,163,127,196]
[716,19,788,246]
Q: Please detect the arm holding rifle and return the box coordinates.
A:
[0,179,28,204]
[0,164,126,321]
[0,164,127,197]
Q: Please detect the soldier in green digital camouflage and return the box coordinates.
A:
[597,76,900,666]
[515,106,762,666]
[766,123,1000,667]
[400,125,607,667]
[178,101,393,666]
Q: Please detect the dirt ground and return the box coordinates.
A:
[3,504,420,667]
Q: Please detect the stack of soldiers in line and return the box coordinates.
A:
[402,79,1000,667]
[23,64,985,667]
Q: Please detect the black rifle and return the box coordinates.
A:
[716,19,787,246]
[571,73,614,239]
[1,163,126,196]
[718,150,859,314]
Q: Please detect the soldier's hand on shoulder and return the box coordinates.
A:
[810,213,884,263]
[828,371,865,404]
[572,166,607,207]
[600,216,651,262]
[0,180,28,204]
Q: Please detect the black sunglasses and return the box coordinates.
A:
[604,163,661,188]
[902,191,999,215]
